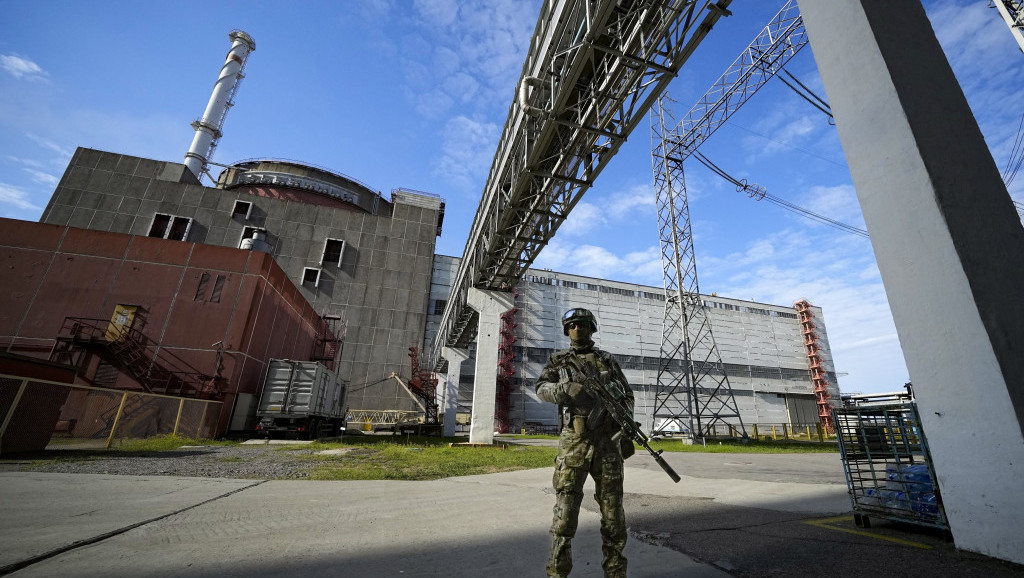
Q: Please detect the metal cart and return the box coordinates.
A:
[833,395,948,531]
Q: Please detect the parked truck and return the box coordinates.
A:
[255,360,347,440]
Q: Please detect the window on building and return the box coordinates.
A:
[239,226,268,249]
[148,213,192,241]
[321,238,345,267]
[195,273,210,301]
[232,200,252,220]
[432,299,447,315]
[241,226,264,240]
[302,267,321,288]
[211,275,227,303]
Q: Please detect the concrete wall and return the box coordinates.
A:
[798,0,1024,562]
[425,255,840,432]
[0,219,329,434]
[40,148,444,413]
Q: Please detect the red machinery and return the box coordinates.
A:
[407,347,439,425]
[495,293,519,433]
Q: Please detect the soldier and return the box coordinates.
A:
[536,308,635,578]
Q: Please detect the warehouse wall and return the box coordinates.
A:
[425,255,840,432]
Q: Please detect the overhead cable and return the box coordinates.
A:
[1003,110,1024,188]
[691,151,870,239]
[347,375,395,395]
[778,69,833,120]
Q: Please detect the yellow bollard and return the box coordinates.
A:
[106,393,129,448]
[772,425,777,440]
[173,398,185,437]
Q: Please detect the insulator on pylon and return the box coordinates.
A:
[737,179,768,201]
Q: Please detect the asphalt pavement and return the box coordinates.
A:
[1,444,1022,578]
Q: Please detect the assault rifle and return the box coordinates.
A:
[563,353,681,483]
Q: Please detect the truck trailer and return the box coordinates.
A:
[255,360,347,439]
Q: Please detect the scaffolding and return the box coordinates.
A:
[495,290,519,433]
[794,300,835,434]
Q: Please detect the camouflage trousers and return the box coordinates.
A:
[546,424,627,578]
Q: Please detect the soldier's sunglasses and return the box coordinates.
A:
[566,321,588,330]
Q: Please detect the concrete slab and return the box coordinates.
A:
[5,452,1016,577]
[0,473,259,568]
[0,468,727,578]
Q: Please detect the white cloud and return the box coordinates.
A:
[414,0,459,27]
[24,132,73,159]
[699,225,907,393]
[559,202,606,237]
[533,237,663,287]
[607,183,656,219]
[0,182,43,211]
[402,0,536,119]
[0,54,47,80]
[23,168,58,187]
[436,115,499,189]
[798,184,865,229]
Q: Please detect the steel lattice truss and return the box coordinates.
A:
[994,0,1024,53]
[651,94,744,439]
[675,0,805,160]
[430,0,735,370]
[648,0,810,439]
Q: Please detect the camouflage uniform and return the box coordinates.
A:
[536,339,634,578]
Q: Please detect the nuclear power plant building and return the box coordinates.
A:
[425,255,841,434]
[28,148,444,427]
[0,144,841,438]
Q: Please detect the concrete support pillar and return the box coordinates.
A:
[797,0,1024,563]
[441,347,470,438]
[466,288,515,445]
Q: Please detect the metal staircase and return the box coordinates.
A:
[49,317,223,399]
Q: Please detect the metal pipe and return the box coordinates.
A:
[517,75,548,117]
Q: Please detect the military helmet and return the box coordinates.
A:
[562,308,598,336]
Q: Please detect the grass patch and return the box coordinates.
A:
[298,436,557,481]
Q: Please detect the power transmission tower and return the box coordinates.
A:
[993,0,1024,53]
[646,1,812,442]
[650,93,746,442]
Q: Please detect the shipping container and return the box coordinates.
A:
[255,360,347,439]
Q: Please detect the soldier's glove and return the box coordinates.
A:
[559,381,596,410]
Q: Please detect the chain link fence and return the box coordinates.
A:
[1,373,222,453]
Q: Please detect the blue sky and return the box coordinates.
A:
[2,1,1022,395]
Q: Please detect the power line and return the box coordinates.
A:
[1003,109,1024,188]
[778,69,834,120]
[347,375,394,395]
[691,151,870,239]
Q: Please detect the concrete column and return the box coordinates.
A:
[466,288,515,445]
[797,0,1024,563]
[441,347,470,438]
